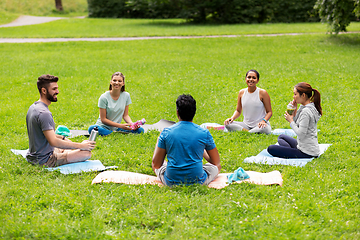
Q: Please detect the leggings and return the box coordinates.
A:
[267,134,313,159]
[88,125,144,136]
[225,121,271,134]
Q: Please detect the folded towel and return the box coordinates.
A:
[55,125,71,137]
[227,167,250,184]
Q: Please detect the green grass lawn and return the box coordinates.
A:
[0,17,360,38]
[0,26,360,238]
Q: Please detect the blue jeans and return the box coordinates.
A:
[88,125,144,136]
[267,134,313,159]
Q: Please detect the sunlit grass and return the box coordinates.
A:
[0,33,359,238]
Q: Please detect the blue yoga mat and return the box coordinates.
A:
[271,129,297,137]
[243,144,331,167]
[11,149,117,174]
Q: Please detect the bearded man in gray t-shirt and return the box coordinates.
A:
[26,74,95,167]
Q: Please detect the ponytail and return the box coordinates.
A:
[295,82,322,116]
[311,88,322,116]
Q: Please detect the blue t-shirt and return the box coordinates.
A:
[157,121,216,186]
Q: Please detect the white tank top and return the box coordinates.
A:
[241,87,266,128]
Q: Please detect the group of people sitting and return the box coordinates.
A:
[26,70,322,186]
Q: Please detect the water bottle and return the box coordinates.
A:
[130,118,146,130]
[89,126,98,141]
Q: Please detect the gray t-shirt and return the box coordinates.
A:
[95,91,131,131]
[26,101,55,165]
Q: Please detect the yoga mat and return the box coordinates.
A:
[91,170,283,189]
[200,123,229,132]
[271,129,320,137]
[142,119,176,133]
[70,130,90,137]
[46,160,117,174]
[243,144,331,167]
[271,129,297,137]
[200,124,298,137]
[11,149,117,174]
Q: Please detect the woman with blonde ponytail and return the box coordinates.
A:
[267,82,322,158]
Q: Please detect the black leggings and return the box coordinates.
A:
[267,134,314,159]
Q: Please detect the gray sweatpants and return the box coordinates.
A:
[155,161,219,186]
[225,121,271,134]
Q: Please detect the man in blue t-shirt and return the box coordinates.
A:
[152,94,221,186]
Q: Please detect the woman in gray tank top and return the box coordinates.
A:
[224,70,272,134]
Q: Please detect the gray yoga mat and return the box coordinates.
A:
[70,130,90,137]
[142,119,176,133]
[68,119,176,137]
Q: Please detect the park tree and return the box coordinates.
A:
[314,0,360,34]
[355,0,360,17]
[55,0,63,11]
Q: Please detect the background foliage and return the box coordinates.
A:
[87,0,321,23]
[0,0,88,16]
[315,0,360,33]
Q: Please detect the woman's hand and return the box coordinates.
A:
[120,123,132,130]
[284,111,294,123]
[130,123,140,130]
[289,100,298,116]
[258,120,267,129]
[224,118,234,125]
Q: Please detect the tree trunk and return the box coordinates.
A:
[55,0,63,11]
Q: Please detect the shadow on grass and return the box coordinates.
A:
[328,34,360,45]
[131,20,238,28]
[170,184,210,195]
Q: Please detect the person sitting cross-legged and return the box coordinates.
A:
[152,94,221,186]
[26,74,95,167]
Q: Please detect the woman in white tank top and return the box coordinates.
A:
[224,70,272,134]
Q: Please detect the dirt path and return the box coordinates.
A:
[0,33,322,43]
[0,15,69,28]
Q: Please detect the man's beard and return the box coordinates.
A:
[46,91,58,102]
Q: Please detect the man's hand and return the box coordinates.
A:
[205,148,221,172]
[152,144,166,172]
[80,140,96,151]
